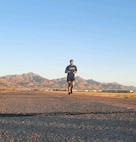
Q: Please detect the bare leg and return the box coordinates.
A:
[71,81,75,94]
[68,81,71,95]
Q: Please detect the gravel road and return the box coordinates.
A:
[0,92,136,142]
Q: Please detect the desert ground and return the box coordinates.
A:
[0,91,136,142]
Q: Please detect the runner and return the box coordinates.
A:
[65,59,77,95]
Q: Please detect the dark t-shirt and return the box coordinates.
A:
[65,65,77,77]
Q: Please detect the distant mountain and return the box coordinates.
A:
[0,72,53,88]
[0,72,136,90]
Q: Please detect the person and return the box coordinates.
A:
[65,59,77,95]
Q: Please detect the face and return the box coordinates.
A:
[70,60,74,65]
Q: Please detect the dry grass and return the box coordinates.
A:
[1,90,136,99]
[75,92,136,98]
[42,91,136,99]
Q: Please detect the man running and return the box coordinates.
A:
[65,59,77,95]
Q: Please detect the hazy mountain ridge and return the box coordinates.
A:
[0,72,135,90]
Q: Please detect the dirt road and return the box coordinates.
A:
[0,92,136,142]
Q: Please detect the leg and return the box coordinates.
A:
[68,81,71,95]
[71,81,75,94]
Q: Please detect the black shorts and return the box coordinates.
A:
[67,74,75,82]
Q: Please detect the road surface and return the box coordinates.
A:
[0,91,136,142]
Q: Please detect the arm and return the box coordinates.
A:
[73,66,77,74]
[65,66,70,73]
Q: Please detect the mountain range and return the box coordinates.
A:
[0,72,135,91]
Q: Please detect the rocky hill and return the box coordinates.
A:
[0,72,135,91]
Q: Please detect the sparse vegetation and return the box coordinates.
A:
[0,73,136,91]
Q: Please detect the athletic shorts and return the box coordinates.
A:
[67,74,75,82]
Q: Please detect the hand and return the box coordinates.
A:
[73,71,76,74]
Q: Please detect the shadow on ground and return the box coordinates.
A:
[0,110,135,117]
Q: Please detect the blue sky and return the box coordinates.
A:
[0,0,136,86]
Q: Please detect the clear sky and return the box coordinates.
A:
[0,0,136,86]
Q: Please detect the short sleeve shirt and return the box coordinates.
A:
[65,65,77,76]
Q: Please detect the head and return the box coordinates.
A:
[70,59,74,65]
